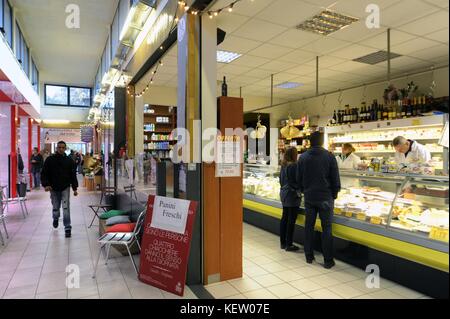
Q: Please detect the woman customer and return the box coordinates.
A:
[279,147,301,252]
[336,143,360,170]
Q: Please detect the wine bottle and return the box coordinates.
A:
[401,100,406,118]
[332,110,337,125]
[222,76,228,97]
[406,100,412,117]
[382,104,388,120]
[377,102,382,120]
[412,97,418,117]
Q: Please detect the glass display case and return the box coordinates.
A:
[337,170,448,250]
[243,164,281,206]
[243,164,449,252]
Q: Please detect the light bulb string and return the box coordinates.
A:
[127,0,252,98]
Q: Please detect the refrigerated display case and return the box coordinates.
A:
[242,163,449,298]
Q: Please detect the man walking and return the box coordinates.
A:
[30,147,44,189]
[41,141,78,238]
[297,131,341,269]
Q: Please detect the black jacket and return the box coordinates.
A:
[30,154,44,173]
[279,163,301,207]
[297,146,341,202]
[41,153,78,191]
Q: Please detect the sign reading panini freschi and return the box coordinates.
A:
[139,195,198,297]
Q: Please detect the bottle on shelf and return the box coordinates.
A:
[382,104,388,120]
[412,97,418,117]
[222,76,228,97]
[377,102,382,121]
[401,99,407,118]
[332,110,337,126]
[406,99,412,117]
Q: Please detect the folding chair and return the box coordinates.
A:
[124,185,138,201]
[0,186,9,245]
[100,186,117,204]
[92,209,146,277]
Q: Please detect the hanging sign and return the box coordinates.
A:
[139,195,198,296]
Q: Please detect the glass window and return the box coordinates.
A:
[15,22,22,63]
[0,0,4,32]
[3,0,12,48]
[23,43,29,77]
[111,8,119,56]
[45,85,69,105]
[31,59,39,93]
[70,87,91,107]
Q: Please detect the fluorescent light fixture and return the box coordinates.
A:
[217,50,242,63]
[275,82,304,89]
[297,10,359,36]
[43,120,71,124]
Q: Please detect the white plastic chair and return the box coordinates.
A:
[92,209,146,278]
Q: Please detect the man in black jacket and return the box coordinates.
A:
[41,141,78,238]
[297,131,341,269]
[30,147,44,189]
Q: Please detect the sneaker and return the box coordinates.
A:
[323,260,336,269]
[53,219,58,229]
[285,245,300,252]
[65,230,71,238]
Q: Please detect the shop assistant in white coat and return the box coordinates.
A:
[393,136,431,164]
[336,143,361,170]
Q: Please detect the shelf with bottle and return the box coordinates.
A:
[331,127,443,144]
[143,141,173,151]
[143,132,178,142]
[331,96,433,127]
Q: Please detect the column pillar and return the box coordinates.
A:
[37,124,41,152]
[10,105,17,198]
[28,118,32,188]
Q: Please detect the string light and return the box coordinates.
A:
[126,0,252,99]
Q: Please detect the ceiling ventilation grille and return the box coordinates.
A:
[353,50,402,65]
[296,10,359,36]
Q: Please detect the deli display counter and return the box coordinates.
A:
[242,115,449,298]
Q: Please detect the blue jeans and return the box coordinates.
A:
[304,199,334,263]
[32,172,41,188]
[50,188,71,231]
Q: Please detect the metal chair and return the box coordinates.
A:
[3,196,29,219]
[100,186,117,204]
[0,186,9,245]
[92,209,146,278]
[124,185,138,201]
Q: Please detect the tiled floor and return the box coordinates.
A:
[0,186,196,299]
[205,223,431,299]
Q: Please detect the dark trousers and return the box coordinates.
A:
[304,199,334,262]
[280,207,298,247]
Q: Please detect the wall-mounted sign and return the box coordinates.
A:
[215,135,242,177]
[43,129,81,143]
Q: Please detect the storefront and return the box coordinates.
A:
[90,0,449,299]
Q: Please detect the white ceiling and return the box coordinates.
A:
[141,0,449,101]
[11,0,119,87]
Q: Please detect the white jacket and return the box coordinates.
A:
[394,141,431,165]
[336,153,361,170]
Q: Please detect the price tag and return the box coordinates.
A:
[345,211,353,218]
[429,227,449,242]
[412,119,421,126]
[356,213,366,221]
[370,216,382,225]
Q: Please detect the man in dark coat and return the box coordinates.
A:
[41,141,78,238]
[30,147,44,189]
[297,131,341,269]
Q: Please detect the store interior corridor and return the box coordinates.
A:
[0,185,430,299]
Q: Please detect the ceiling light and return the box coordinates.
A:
[275,82,304,89]
[353,50,402,65]
[217,50,242,63]
[297,10,359,36]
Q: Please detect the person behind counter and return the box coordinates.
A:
[336,143,361,170]
[393,136,431,165]
[279,147,301,252]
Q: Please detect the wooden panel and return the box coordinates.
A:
[218,96,244,281]
[202,163,221,284]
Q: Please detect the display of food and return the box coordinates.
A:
[331,128,443,144]
[243,174,280,201]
